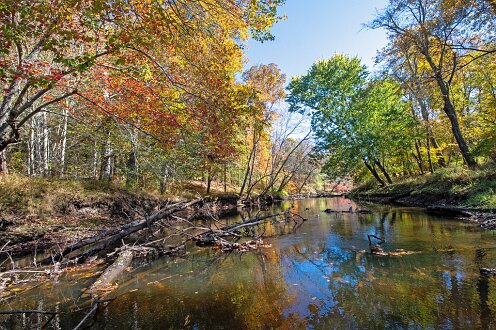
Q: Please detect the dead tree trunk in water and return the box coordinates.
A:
[41,199,201,264]
[87,250,133,294]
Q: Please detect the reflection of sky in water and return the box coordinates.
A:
[1,197,496,329]
[270,198,496,328]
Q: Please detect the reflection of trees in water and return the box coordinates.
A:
[474,248,496,330]
[2,199,496,329]
[279,232,496,329]
[95,251,305,329]
[0,250,304,329]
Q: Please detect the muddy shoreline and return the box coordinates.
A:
[348,192,496,230]
[4,189,492,259]
[0,192,344,257]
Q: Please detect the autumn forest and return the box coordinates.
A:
[0,0,495,197]
[1,0,496,328]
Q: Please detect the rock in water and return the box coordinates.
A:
[480,268,496,276]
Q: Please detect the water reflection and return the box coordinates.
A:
[1,197,496,329]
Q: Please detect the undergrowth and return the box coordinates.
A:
[353,163,496,208]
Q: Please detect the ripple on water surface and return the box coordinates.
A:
[1,197,496,329]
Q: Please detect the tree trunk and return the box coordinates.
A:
[0,149,8,173]
[42,112,50,177]
[161,163,169,194]
[59,108,68,177]
[35,115,42,175]
[126,151,138,187]
[126,129,139,187]
[442,98,476,167]
[260,131,311,197]
[374,159,393,184]
[425,136,434,173]
[277,174,292,193]
[414,140,425,174]
[247,144,257,195]
[425,53,476,167]
[92,140,99,179]
[298,169,315,194]
[223,162,227,193]
[206,167,212,195]
[27,122,35,176]
[99,132,112,181]
[417,95,445,169]
[364,160,385,186]
[239,129,262,197]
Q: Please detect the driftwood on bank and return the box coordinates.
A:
[42,199,201,264]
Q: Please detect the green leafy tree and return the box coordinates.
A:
[287,55,416,186]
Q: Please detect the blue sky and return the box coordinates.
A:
[244,0,389,80]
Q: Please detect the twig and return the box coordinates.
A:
[72,298,115,330]
[0,309,56,315]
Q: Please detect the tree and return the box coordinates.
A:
[370,0,496,168]
[0,0,285,162]
[287,55,416,186]
[239,64,286,197]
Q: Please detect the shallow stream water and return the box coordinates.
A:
[1,197,496,329]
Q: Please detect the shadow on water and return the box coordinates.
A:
[1,197,496,329]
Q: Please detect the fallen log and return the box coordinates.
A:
[71,199,201,263]
[74,251,133,329]
[370,246,414,256]
[426,205,473,217]
[87,250,133,294]
[324,208,371,214]
[160,209,295,254]
[42,199,201,264]
[220,210,291,233]
[212,238,272,252]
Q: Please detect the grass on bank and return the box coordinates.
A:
[353,164,496,209]
[0,174,239,219]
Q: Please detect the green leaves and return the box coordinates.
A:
[287,55,416,182]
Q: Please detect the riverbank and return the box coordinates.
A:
[2,196,496,329]
[349,165,496,229]
[0,175,242,255]
[0,174,336,255]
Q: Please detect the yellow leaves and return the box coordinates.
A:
[141,63,153,81]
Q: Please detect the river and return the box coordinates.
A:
[1,197,496,329]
